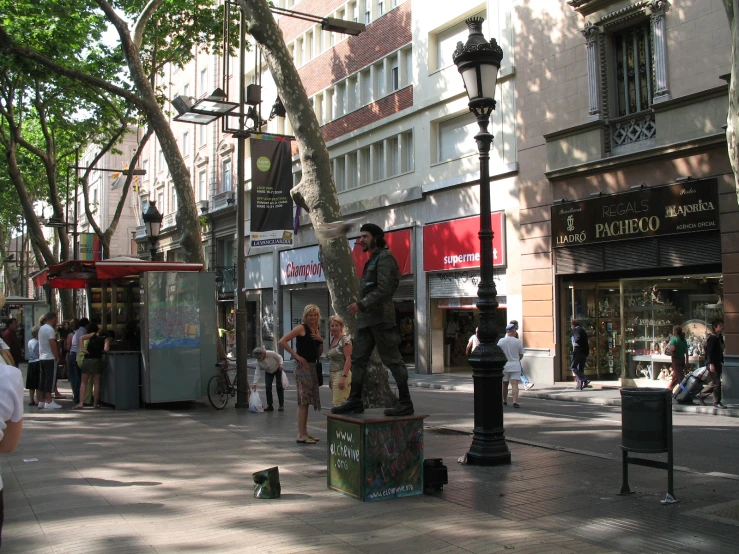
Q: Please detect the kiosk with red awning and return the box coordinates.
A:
[31,257,217,406]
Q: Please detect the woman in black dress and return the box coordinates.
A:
[278,304,323,444]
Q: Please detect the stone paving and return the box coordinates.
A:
[3,382,739,553]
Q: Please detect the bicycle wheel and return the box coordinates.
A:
[207,375,229,410]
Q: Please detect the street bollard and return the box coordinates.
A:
[619,387,677,504]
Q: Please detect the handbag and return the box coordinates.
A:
[315,360,324,387]
[281,369,290,390]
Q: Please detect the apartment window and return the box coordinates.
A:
[387,136,399,176]
[347,76,357,112]
[306,30,313,60]
[436,17,479,70]
[222,158,232,192]
[373,142,385,181]
[378,0,385,16]
[157,189,164,213]
[361,69,372,105]
[182,131,189,157]
[142,160,149,182]
[391,62,399,91]
[92,187,98,206]
[183,83,190,97]
[613,23,654,117]
[336,83,345,118]
[365,9,371,24]
[374,62,385,98]
[158,149,164,169]
[198,124,207,146]
[346,152,357,189]
[198,170,207,201]
[359,147,371,185]
[200,68,208,94]
[170,184,177,213]
[326,88,334,121]
[400,131,414,172]
[350,1,358,22]
[334,157,346,192]
[438,112,477,162]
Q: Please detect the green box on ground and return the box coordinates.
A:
[326,410,427,502]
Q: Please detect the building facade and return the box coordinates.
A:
[133,0,736,388]
[515,0,735,390]
[77,131,144,259]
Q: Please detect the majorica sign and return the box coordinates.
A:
[551,179,719,248]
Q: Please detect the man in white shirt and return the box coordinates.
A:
[465,328,480,356]
[37,312,62,409]
[0,361,24,546]
[251,347,285,412]
[498,323,525,408]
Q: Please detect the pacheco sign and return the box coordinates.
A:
[551,179,719,248]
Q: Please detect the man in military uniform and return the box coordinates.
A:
[332,223,414,416]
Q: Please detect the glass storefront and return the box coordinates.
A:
[431,298,507,371]
[561,274,723,381]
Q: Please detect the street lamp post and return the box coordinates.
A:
[453,16,510,466]
[142,201,164,261]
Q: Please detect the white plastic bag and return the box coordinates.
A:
[249,390,264,413]
[281,370,289,390]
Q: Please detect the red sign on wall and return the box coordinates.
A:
[423,213,505,272]
[352,228,412,276]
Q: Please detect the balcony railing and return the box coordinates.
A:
[162,213,176,230]
[215,265,237,297]
[212,190,235,212]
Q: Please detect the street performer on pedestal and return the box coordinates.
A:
[332,223,414,417]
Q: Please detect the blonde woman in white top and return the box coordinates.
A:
[326,316,353,407]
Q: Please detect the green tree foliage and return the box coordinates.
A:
[1,0,229,266]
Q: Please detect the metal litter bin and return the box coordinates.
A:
[619,387,676,503]
[621,387,671,452]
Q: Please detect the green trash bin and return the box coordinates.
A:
[619,387,676,503]
[621,387,672,453]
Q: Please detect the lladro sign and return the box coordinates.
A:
[551,179,719,248]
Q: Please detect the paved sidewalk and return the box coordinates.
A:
[399,373,739,418]
[3,379,739,553]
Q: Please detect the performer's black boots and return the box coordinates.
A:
[384,383,414,416]
[330,385,364,414]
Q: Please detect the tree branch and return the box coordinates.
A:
[133,0,165,49]
[0,24,142,106]
[106,126,154,243]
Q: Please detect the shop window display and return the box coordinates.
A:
[563,275,722,382]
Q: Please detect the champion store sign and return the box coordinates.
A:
[280,246,324,285]
[423,213,506,272]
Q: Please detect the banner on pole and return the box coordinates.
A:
[77,233,103,261]
[250,135,294,247]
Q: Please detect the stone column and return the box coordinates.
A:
[649,0,671,103]
[582,23,601,121]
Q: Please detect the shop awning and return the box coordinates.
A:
[31,258,204,289]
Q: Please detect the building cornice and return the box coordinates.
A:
[545,133,727,181]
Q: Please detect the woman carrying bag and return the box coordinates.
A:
[278,304,323,444]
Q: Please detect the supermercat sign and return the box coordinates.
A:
[551,179,719,248]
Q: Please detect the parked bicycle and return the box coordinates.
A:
[208,360,250,410]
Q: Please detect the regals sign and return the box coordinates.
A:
[551,179,719,248]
